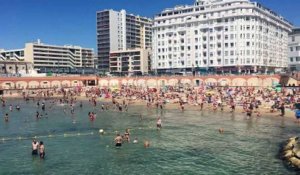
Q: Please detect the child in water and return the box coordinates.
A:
[4,113,9,122]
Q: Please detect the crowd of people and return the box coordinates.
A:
[2,84,300,159]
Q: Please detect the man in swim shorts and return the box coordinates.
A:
[32,139,39,155]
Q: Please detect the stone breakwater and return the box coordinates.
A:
[282,137,300,169]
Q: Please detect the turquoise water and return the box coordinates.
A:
[0,99,299,175]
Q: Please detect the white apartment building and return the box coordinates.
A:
[152,0,293,74]
[109,49,150,75]
[24,40,95,73]
[288,28,300,71]
[96,9,152,72]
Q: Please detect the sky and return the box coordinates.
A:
[0,0,299,51]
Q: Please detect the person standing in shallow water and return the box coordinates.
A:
[157,117,162,130]
[4,113,9,122]
[32,140,39,155]
[279,103,285,117]
[41,102,45,111]
[39,141,45,159]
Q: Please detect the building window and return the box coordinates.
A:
[290,47,293,52]
[292,36,295,42]
[290,57,293,62]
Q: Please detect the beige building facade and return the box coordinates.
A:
[109,49,150,75]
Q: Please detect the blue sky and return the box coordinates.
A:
[0,0,299,51]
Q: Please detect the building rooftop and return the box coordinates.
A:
[28,40,94,50]
[290,28,300,35]
[155,0,292,26]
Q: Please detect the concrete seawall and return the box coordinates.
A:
[0,75,281,90]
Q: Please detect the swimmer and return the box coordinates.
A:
[79,102,83,108]
[124,129,130,142]
[16,105,20,111]
[219,128,224,134]
[32,139,39,155]
[257,112,261,117]
[39,141,45,159]
[144,140,150,148]
[2,99,6,107]
[156,117,162,130]
[118,105,123,112]
[70,105,74,114]
[114,134,123,147]
[181,104,184,111]
[36,111,40,119]
[9,104,12,112]
[4,113,9,122]
[41,102,45,111]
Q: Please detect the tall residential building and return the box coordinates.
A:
[288,28,300,71]
[152,0,293,74]
[24,40,94,73]
[96,9,152,72]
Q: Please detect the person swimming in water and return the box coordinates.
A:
[114,134,123,147]
[32,139,39,155]
[39,141,45,159]
[144,140,150,148]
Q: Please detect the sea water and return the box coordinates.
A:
[0,99,299,174]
